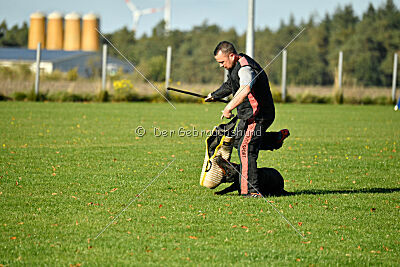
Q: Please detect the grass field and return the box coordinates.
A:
[1,102,399,265]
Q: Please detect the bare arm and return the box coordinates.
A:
[222,85,251,118]
[221,66,255,119]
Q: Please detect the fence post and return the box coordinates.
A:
[338,51,343,91]
[281,49,287,102]
[165,46,172,99]
[334,51,344,104]
[246,0,254,58]
[34,42,41,98]
[392,53,398,102]
[102,44,108,90]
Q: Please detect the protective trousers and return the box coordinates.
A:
[235,118,272,195]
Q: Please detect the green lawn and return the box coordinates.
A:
[0,102,399,265]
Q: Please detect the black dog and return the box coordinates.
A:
[214,156,289,196]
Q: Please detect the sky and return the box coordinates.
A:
[0,0,391,37]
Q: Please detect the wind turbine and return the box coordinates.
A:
[125,0,165,34]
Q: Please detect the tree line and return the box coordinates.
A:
[1,0,399,86]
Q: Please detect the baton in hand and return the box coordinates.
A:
[167,87,229,103]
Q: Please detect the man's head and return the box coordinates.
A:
[214,41,238,70]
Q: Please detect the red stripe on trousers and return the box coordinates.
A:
[240,121,256,195]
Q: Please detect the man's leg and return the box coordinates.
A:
[259,129,290,151]
[238,120,266,195]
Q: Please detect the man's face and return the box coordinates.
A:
[215,50,236,70]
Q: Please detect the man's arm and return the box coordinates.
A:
[205,81,232,102]
[222,66,256,119]
[222,85,251,118]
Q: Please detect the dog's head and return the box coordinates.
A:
[215,156,239,184]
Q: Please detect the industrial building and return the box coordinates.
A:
[0,47,131,77]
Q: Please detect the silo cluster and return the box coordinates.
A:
[28,11,99,51]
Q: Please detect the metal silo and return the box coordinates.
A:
[64,12,81,51]
[28,12,46,50]
[81,13,99,51]
[46,12,63,50]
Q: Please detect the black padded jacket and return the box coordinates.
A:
[211,53,275,124]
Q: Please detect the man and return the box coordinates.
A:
[205,41,276,197]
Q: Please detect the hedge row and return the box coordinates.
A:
[0,89,395,105]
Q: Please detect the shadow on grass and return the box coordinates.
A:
[291,187,400,196]
[212,187,400,197]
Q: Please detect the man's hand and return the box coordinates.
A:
[221,107,234,120]
[204,93,215,102]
